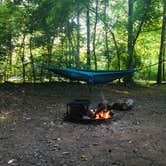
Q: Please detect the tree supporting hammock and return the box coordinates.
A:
[44,67,136,84]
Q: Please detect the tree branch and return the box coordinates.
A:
[132,0,151,47]
[83,3,121,69]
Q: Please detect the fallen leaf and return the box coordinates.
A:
[81,155,88,161]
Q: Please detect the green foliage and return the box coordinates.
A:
[0,0,164,83]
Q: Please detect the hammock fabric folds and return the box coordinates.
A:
[44,67,135,84]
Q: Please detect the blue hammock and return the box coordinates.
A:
[44,67,135,84]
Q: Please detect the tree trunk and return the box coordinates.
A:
[20,35,26,83]
[103,0,110,70]
[127,0,134,69]
[76,2,80,68]
[29,36,36,83]
[67,35,75,67]
[67,39,72,67]
[86,6,91,70]
[124,0,134,83]
[92,0,98,70]
[4,35,13,81]
[8,34,13,66]
[47,37,54,82]
[40,58,44,83]
[111,32,121,71]
[163,47,165,81]
[157,0,166,84]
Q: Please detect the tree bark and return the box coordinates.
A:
[20,35,26,83]
[8,34,13,66]
[92,0,98,70]
[127,0,134,69]
[67,39,72,67]
[104,0,110,70]
[157,0,166,84]
[47,36,54,82]
[67,33,75,67]
[86,6,91,70]
[163,47,165,81]
[76,2,80,68]
[29,36,36,83]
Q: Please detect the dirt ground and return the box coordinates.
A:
[0,82,166,166]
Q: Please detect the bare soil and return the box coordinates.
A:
[0,82,166,166]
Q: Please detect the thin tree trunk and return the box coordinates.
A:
[65,39,71,67]
[40,59,44,83]
[67,39,72,67]
[123,0,134,83]
[8,34,13,66]
[163,47,165,81]
[67,34,75,67]
[76,2,80,68]
[92,0,98,70]
[3,56,8,82]
[103,0,110,70]
[85,4,120,71]
[157,0,166,84]
[4,35,13,81]
[148,59,152,80]
[29,36,36,83]
[46,37,54,82]
[105,30,110,70]
[127,0,134,69]
[86,6,91,70]
[111,32,121,70]
[61,38,67,64]
[20,35,26,83]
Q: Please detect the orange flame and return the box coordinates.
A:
[95,109,111,119]
[90,109,111,119]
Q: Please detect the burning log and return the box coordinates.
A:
[65,99,114,123]
[88,101,113,119]
[112,99,134,111]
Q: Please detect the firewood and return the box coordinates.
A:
[90,102,113,118]
[112,99,134,111]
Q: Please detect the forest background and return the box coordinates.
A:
[0,0,165,84]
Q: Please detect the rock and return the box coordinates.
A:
[128,140,132,144]
[62,152,70,155]
[112,99,134,111]
[108,149,112,153]
[57,137,61,141]
[8,159,16,164]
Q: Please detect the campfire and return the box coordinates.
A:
[65,99,113,123]
[92,109,111,119]
[64,98,134,123]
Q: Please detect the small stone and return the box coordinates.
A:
[8,159,16,164]
[62,152,70,155]
[128,140,132,144]
[108,149,112,153]
[53,144,59,147]
[57,138,61,141]
[133,149,138,153]
[48,121,55,127]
